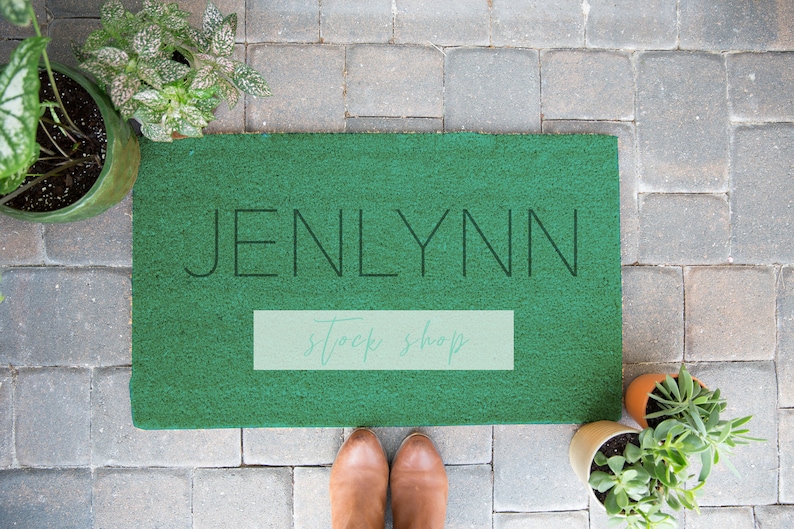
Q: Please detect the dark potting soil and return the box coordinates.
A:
[589,432,641,505]
[0,70,106,212]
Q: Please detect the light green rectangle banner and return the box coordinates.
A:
[253,310,514,370]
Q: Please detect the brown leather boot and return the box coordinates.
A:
[330,429,389,529]
[390,433,449,529]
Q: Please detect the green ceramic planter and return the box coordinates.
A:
[0,62,139,223]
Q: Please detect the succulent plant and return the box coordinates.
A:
[75,0,271,141]
[645,364,762,482]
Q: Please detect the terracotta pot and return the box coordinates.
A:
[569,420,640,506]
[0,62,139,223]
[624,372,704,428]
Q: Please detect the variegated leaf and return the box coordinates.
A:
[140,121,173,142]
[0,37,49,184]
[157,59,190,83]
[134,105,161,123]
[133,24,162,59]
[133,88,167,106]
[100,0,125,24]
[214,56,235,76]
[110,74,141,107]
[176,119,204,138]
[216,76,239,108]
[210,15,235,57]
[78,58,116,88]
[190,65,217,90]
[80,28,112,54]
[202,1,224,38]
[0,0,31,26]
[233,62,272,97]
[95,46,129,68]
[137,61,164,90]
[142,0,164,18]
[180,104,210,128]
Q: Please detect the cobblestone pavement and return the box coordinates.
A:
[2,1,794,527]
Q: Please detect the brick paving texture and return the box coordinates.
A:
[1,0,794,527]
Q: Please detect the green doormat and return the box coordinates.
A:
[131,133,622,428]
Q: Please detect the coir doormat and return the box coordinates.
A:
[131,133,622,428]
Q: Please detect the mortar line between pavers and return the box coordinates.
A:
[675,0,681,50]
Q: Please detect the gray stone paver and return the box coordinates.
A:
[687,362,778,507]
[444,48,540,133]
[0,368,12,467]
[491,0,584,48]
[0,267,131,366]
[586,0,677,50]
[778,266,794,408]
[246,44,345,132]
[621,266,683,364]
[93,468,191,529]
[729,53,794,122]
[320,0,392,44]
[638,193,730,264]
[680,0,794,51]
[43,194,132,266]
[92,368,241,467]
[394,0,489,46]
[193,468,292,529]
[493,424,586,512]
[243,427,342,465]
[755,505,794,527]
[684,266,776,362]
[346,45,444,118]
[1,2,792,528]
[293,467,332,529]
[0,216,43,266]
[636,52,729,192]
[686,507,755,528]
[731,124,794,264]
[494,511,589,529]
[780,409,794,504]
[541,50,634,121]
[246,0,319,43]
[0,469,92,529]
[15,368,90,467]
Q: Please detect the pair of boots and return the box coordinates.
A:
[330,429,449,529]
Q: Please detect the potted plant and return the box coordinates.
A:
[625,364,761,481]
[570,420,697,529]
[73,0,272,142]
[0,0,140,223]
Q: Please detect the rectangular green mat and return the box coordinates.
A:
[131,133,622,428]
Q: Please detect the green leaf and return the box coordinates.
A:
[202,1,224,37]
[232,62,271,97]
[593,451,608,467]
[100,0,125,25]
[137,61,164,90]
[79,58,116,89]
[80,28,113,54]
[140,121,173,142]
[607,455,626,475]
[210,14,236,56]
[133,24,163,59]
[132,88,166,106]
[1,0,32,26]
[142,0,165,18]
[216,76,239,108]
[190,65,218,90]
[0,36,49,186]
[110,73,141,107]
[95,46,130,68]
[157,59,190,83]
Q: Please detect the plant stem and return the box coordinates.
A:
[28,4,80,132]
[0,157,95,206]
